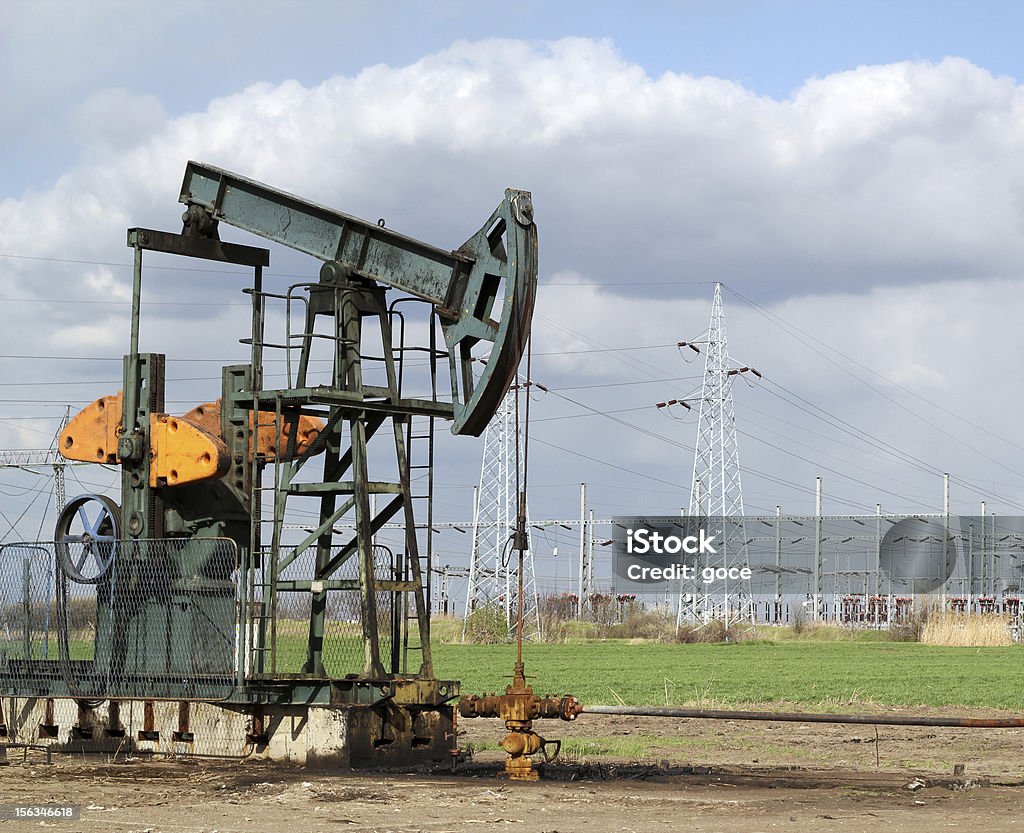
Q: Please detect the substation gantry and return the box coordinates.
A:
[0,163,577,773]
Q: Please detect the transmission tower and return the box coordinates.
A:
[464,384,542,641]
[677,283,756,627]
[0,409,73,540]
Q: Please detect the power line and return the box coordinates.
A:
[737,407,943,506]
[754,378,1024,512]
[723,284,1024,477]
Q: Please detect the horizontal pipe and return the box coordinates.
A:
[583,704,1024,728]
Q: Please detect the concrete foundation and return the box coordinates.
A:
[0,696,455,768]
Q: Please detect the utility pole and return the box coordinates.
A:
[942,473,950,612]
[981,500,987,606]
[875,503,882,625]
[578,482,587,619]
[775,504,782,623]
[992,512,998,602]
[814,477,822,622]
[587,507,595,603]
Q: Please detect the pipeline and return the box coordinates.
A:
[584,704,1024,728]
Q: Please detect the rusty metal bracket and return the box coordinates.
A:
[540,737,561,763]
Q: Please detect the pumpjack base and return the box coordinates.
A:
[0,694,457,768]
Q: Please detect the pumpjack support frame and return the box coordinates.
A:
[1,163,538,768]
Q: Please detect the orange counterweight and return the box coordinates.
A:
[58,393,325,488]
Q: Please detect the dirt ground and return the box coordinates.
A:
[4,710,1024,832]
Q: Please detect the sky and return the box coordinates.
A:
[4,0,1024,596]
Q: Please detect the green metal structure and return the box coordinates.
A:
[0,163,537,765]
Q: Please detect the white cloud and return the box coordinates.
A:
[3,37,1024,531]
[69,89,168,156]
[11,39,1024,287]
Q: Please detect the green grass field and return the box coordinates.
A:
[53,623,1024,711]
[255,616,1024,710]
[428,640,1024,710]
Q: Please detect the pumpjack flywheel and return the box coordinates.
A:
[53,494,119,584]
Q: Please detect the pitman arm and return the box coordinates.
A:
[178,162,537,436]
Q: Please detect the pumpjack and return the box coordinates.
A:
[0,162,539,766]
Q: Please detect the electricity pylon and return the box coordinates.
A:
[464,384,542,641]
[0,410,72,540]
[677,283,756,627]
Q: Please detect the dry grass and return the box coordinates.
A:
[921,612,1012,647]
[675,618,752,643]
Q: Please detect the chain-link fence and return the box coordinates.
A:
[0,538,237,700]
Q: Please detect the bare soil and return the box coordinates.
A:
[4,709,1024,832]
